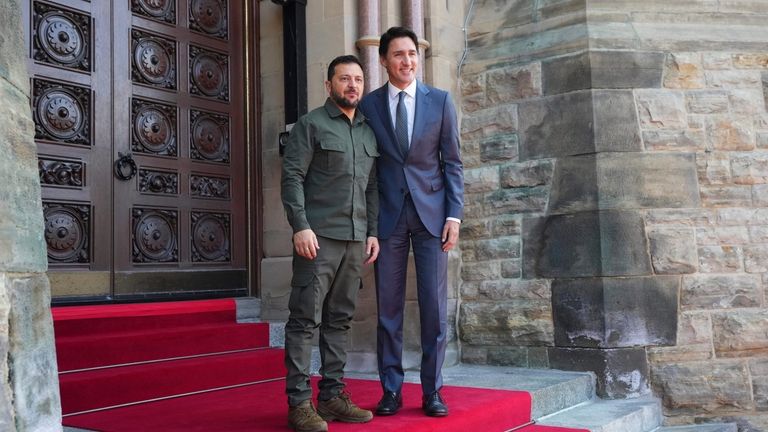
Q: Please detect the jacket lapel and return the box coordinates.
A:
[411,82,431,154]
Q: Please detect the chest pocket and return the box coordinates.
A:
[318,140,349,172]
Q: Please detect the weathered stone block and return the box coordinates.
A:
[592,51,665,89]
[460,218,492,240]
[549,153,700,214]
[663,53,705,89]
[750,358,768,411]
[464,166,500,194]
[756,184,768,207]
[461,105,519,141]
[744,245,768,273]
[500,159,555,188]
[486,62,542,104]
[478,278,550,301]
[698,246,743,273]
[461,261,500,281]
[682,274,762,310]
[501,259,522,278]
[485,187,549,215]
[518,91,595,160]
[0,0,30,91]
[643,130,705,151]
[524,211,653,278]
[480,133,519,162]
[707,117,756,151]
[548,347,650,399]
[731,153,768,185]
[705,70,762,89]
[695,226,750,245]
[648,227,698,274]
[492,215,522,237]
[713,310,768,358]
[593,90,644,152]
[636,90,688,130]
[652,360,753,413]
[460,300,553,346]
[475,237,520,260]
[697,151,732,185]
[647,311,714,363]
[729,89,766,115]
[7,274,62,432]
[542,51,591,95]
[552,276,679,348]
[700,185,753,207]
[686,91,729,114]
[542,51,664,94]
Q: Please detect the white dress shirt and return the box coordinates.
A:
[387,80,417,146]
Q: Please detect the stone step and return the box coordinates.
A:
[537,396,662,432]
[348,363,596,419]
[651,424,738,432]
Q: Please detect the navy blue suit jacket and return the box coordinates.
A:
[360,82,464,240]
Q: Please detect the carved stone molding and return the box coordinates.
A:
[139,168,178,194]
[132,0,176,24]
[132,98,178,156]
[189,0,228,39]
[33,78,91,146]
[189,45,229,101]
[131,29,177,90]
[32,1,91,72]
[190,109,229,163]
[43,201,90,264]
[191,211,230,262]
[132,207,179,263]
[190,174,230,199]
[39,157,84,188]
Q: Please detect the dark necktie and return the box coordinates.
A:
[395,91,409,156]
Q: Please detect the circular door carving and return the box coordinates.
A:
[135,39,172,84]
[191,113,229,162]
[191,53,226,97]
[134,0,174,21]
[44,203,89,263]
[134,106,175,154]
[190,0,227,38]
[37,88,86,141]
[38,13,86,66]
[192,212,230,262]
[133,208,178,263]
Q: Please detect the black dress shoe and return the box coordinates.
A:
[422,391,449,417]
[375,391,402,416]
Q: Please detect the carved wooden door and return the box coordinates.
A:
[24,0,247,301]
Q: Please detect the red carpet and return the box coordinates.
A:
[54,299,589,432]
[63,378,535,432]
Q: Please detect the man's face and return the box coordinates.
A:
[326,62,364,109]
[380,36,418,89]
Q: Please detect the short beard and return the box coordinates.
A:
[331,89,358,109]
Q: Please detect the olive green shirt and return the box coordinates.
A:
[281,98,379,241]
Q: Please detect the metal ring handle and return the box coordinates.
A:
[113,152,137,181]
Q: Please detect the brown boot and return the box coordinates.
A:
[288,400,328,432]
[317,392,373,423]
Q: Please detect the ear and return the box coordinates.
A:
[324,80,331,94]
[379,56,386,67]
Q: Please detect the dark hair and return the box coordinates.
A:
[327,55,363,81]
[378,26,419,58]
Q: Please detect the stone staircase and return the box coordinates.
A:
[63,298,736,432]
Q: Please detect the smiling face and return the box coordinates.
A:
[325,62,364,111]
[380,36,418,90]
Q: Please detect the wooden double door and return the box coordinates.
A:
[23,0,250,301]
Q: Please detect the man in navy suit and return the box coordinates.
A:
[358,26,464,418]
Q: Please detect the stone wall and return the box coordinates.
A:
[460,0,768,429]
[0,0,62,430]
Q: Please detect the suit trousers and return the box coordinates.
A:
[375,195,448,396]
[284,236,364,406]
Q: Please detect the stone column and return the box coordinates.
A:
[357,0,381,93]
[0,1,63,431]
[402,0,429,82]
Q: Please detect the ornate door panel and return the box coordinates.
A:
[25,0,247,301]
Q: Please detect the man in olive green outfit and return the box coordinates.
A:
[281,55,379,432]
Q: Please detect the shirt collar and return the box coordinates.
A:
[323,97,366,124]
[387,80,417,100]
